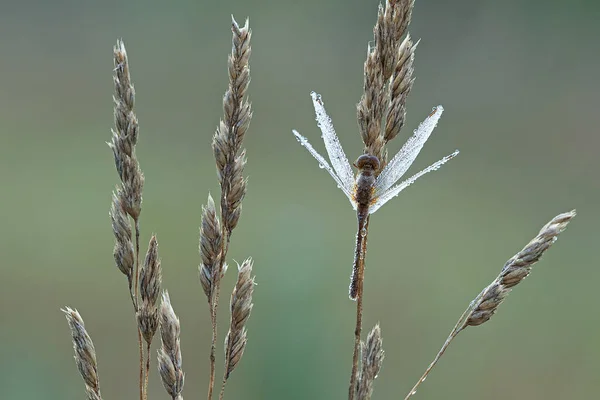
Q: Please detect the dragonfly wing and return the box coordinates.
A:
[369,150,459,214]
[310,92,355,196]
[293,129,357,209]
[374,105,444,194]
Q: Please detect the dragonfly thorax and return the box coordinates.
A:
[354,154,379,208]
[354,154,380,172]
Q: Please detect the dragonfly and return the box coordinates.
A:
[292,92,459,300]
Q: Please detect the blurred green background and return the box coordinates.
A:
[1,0,598,398]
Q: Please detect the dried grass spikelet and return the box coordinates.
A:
[378,0,415,80]
[108,39,148,400]
[205,18,253,400]
[158,292,184,400]
[199,194,222,300]
[404,210,576,400]
[63,307,102,400]
[109,192,134,284]
[356,325,384,400]
[109,39,144,220]
[212,16,252,234]
[384,34,417,147]
[223,258,255,380]
[137,235,162,344]
[463,210,576,327]
[357,0,415,163]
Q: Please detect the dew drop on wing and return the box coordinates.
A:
[319,164,325,169]
[360,227,367,237]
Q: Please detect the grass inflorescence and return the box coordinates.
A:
[64,17,254,400]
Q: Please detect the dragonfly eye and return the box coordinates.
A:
[355,154,380,170]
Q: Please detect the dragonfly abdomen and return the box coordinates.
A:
[349,206,370,300]
[349,155,378,300]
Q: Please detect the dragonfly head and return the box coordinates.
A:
[354,154,380,172]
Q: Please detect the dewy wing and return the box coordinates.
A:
[292,129,356,207]
[310,92,355,197]
[368,150,459,214]
[373,106,445,195]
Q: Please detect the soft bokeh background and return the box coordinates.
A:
[1,0,598,398]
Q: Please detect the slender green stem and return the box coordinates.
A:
[207,222,231,400]
[403,300,474,399]
[219,374,227,400]
[349,290,364,400]
[134,218,144,400]
[144,341,151,400]
[207,304,217,400]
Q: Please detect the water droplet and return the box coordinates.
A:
[318,164,325,169]
[360,227,367,236]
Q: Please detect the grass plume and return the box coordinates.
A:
[358,0,415,166]
[404,210,576,399]
[64,19,255,400]
[109,38,147,400]
[202,16,254,400]
[66,38,183,400]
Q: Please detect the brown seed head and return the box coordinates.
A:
[212,17,252,234]
[356,324,384,400]
[63,307,102,400]
[138,235,162,343]
[137,307,160,346]
[224,258,255,379]
[140,235,162,306]
[373,0,414,80]
[464,210,576,327]
[384,35,417,146]
[358,0,415,165]
[199,194,222,301]
[109,39,144,220]
[158,292,184,399]
[109,191,134,282]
